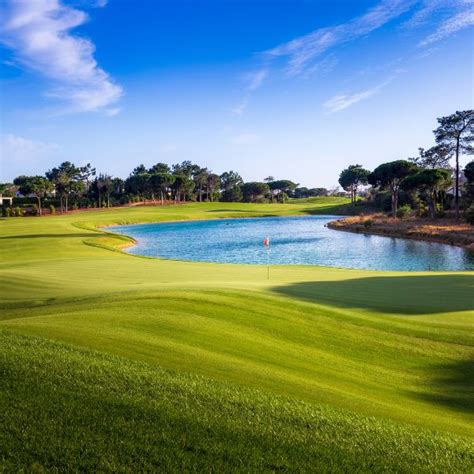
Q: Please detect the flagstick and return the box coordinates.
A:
[263,236,270,280]
[267,250,270,280]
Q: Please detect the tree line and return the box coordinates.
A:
[337,110,474,222]
[2,109,472,222]
[2,160,319,216]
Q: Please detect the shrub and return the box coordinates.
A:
[373,191,392,212]
[415,203,429,218]
[14,206,23,217]
[435,204,445,218]
[49,205,56,215]
[3,207,12,217]
[363,219,373,229]
[396,204,412,219]
[465,204,474,225]
[119,195,130,205]
[31,204,39,216]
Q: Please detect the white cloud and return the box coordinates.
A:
[263,0,416,76]
[104,107,121,117]
[0,0,122,114]
[229,98,248,116]
[245,69,267,91]
[231,0,472,116]
[229,69,267,117]
[262,0,473,77]
[419,8,474,46]
[323,80,390,113]
[1,133,59,164]
[403,0,447,28]
[231,133,260,145]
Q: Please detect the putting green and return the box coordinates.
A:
[1,199,473,470]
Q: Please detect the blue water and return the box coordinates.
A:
[110,216,474,271]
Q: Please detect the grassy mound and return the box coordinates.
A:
[0,200,473,470]
[1,330,472,472]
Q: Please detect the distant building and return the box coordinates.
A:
[0,194,13,206]
[446,171,467,196]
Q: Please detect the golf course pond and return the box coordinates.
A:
[110,215,474,271]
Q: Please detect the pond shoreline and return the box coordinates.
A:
[109,215,473,270]
[327,214,474,252]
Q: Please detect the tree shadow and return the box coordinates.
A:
[412,357,474,414]
[272,275,474,314]
[206,209,275,214]
[302,204,353,215]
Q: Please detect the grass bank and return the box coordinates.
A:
[2,330,472,472]
[1,199,473,471]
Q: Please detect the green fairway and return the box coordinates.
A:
[1,199,473,471]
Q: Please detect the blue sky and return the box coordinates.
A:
[1,0,473,187]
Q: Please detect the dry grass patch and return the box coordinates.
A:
[328,214,474,249]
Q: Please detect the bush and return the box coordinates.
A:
[31,204,39,216]
[416,203,429,218]
[396,204,412,219]
[12,196,37,206]
[363,219,373,229]
[14,206,23,217]
[373,191,392,212]
[119,195,130,205]
[465,204,474,225]
[49,205,56,215]
[3,207,12,217]
[435,204,445,218]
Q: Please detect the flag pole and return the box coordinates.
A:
[267,248,270,280]
[263,236,270,280]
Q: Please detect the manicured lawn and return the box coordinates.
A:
[1,199,473,471]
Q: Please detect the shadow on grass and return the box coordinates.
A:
[414,357,474,414]
[272,275,474,314]
[302,202,376,216]
[0,233,95,240]
[206,209,276,214]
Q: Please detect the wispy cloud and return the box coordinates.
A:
[262,0,473,77]
[104,107,121,117]
[0,0,122,114]
[324,80,391,113]
[419,7,474,46]
[227,0,471,118]
[263,0,416,76]
[0,133,59,166]
[403,0,447,28]
[231,133,260,145]
[229,98,249,116]
[229,69,267,116]
[245,69,267,91]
